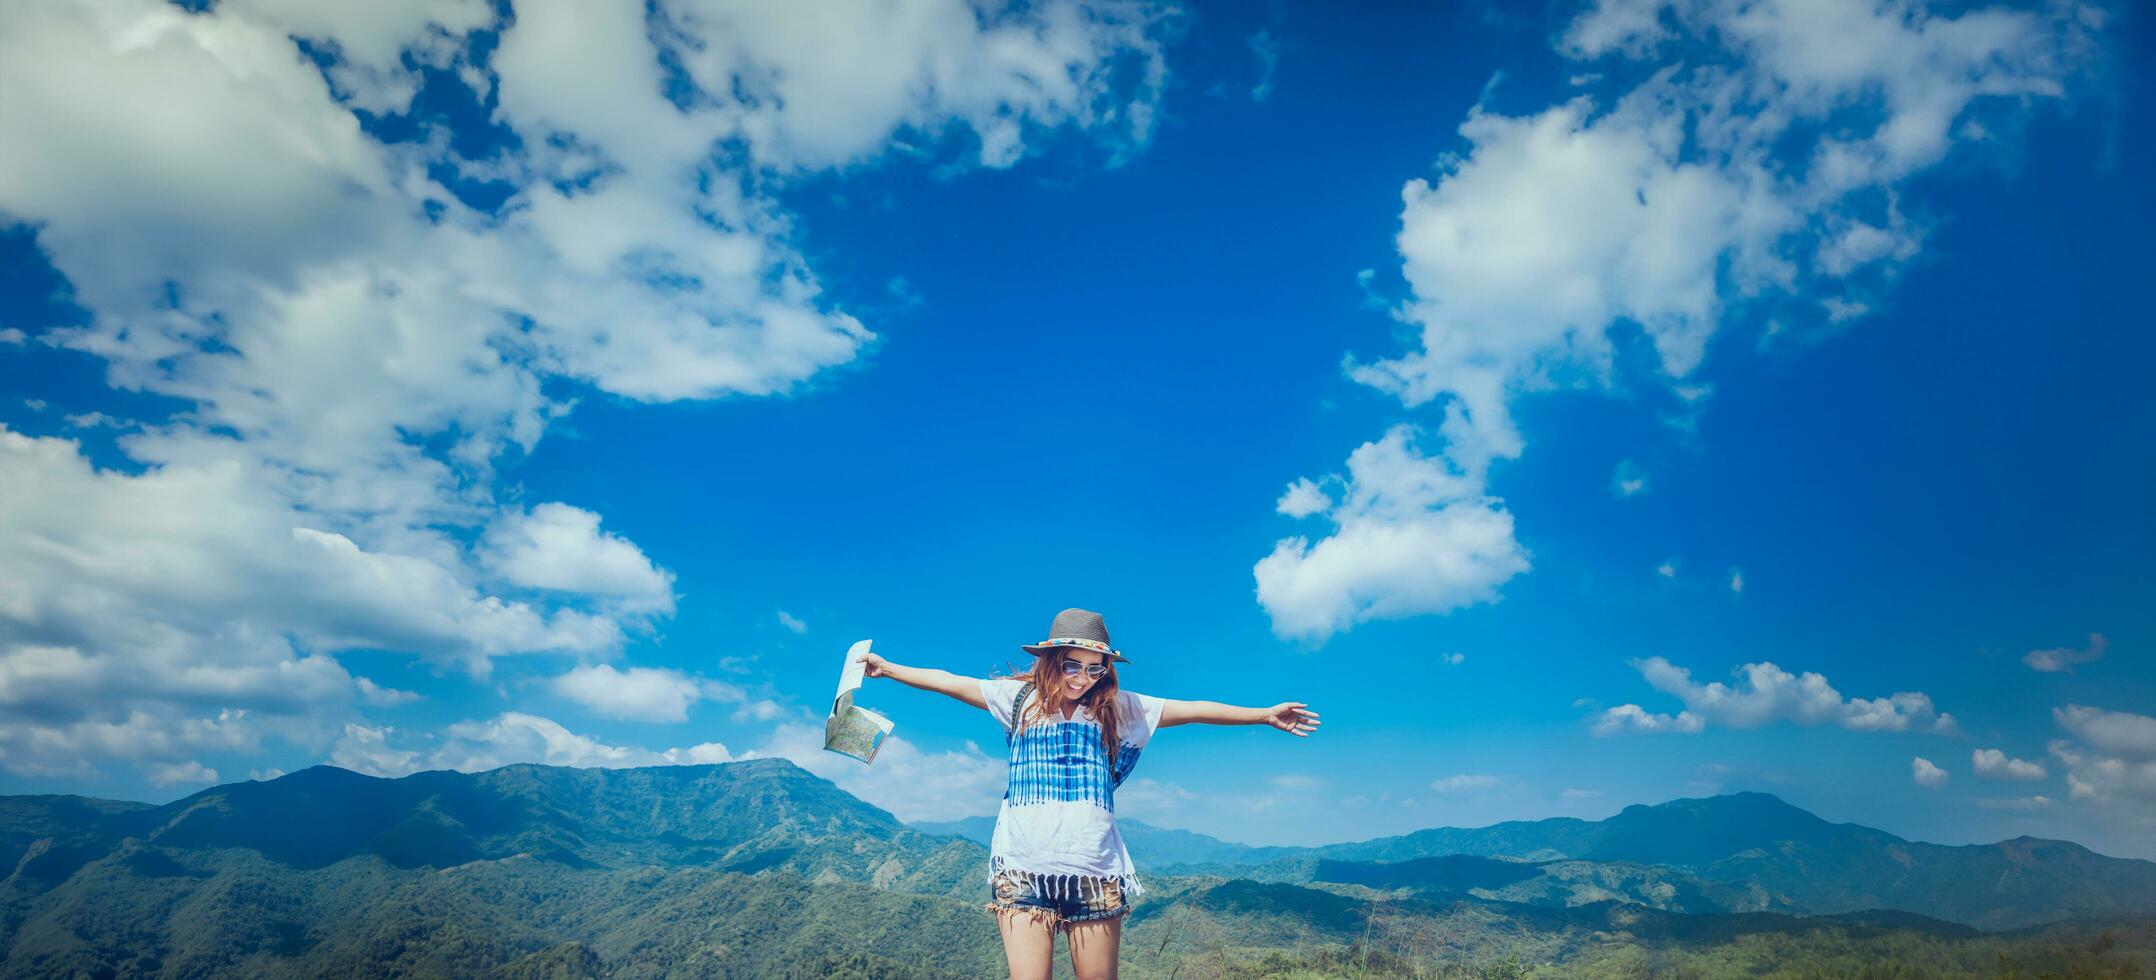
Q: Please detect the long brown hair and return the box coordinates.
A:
[1015,647,1123,765]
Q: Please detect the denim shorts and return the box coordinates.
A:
[984,868,1132,931]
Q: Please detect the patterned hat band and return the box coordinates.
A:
[1020,608,1131,664]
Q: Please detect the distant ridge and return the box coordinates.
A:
[1294,790,1847,864]
[1151,791,2156,930]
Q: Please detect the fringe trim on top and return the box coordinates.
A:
[986,856,1145,900]
[983,859,1141,933]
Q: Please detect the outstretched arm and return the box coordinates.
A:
[859,653,988,710]
[1159,699,1320,736]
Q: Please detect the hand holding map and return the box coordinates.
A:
[824,639,894,764]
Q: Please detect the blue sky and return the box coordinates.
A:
[2,0,2153,859]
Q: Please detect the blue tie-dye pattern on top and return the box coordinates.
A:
[1004,720,1143,810]
[977,678,1166,897]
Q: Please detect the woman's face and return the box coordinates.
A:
[1060,648,1108,699]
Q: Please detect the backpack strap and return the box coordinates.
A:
[1005,681,1035,746]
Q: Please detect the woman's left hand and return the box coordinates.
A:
[1262,702,1321,737]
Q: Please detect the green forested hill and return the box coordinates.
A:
[4,760,987,899]
[1,761,1006,977]
[6,851,1006,978]
[1123,877,2153,979]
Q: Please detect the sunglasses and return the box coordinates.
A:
[1059,660,1110,679]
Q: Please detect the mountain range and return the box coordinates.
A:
[0,760,2150,976]
[916,791,2156,930]
[8,759,982,897]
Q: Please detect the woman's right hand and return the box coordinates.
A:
[859,652,891,678]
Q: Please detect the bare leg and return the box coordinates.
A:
[1065,917,1122,980]
[995,908,1057,980]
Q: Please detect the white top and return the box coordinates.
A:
[979,677,1166,894]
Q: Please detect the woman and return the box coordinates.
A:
[860,607,1321,980]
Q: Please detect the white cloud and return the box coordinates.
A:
[1287,0,2098,639]
[147,760,220,787]
[0,692,260,780]
[1912,756,1948,788]
[1728,569,1744,593]
[62,411,127,430]
[1611,459,1648,496]
[355,677,422,707]
[730,699,787,723]
[777,610,808,634]
[1430,773,1500,793]
[1275,477,1333,518]
[332,713,733,778]
[1439,651,1466,666]
[2023,632,2107,673]
[0,394,624,780]
[1268,773,1324,792]
[1599,656,1957,735]
[1656,560,1677,578]
[1115,776,1198,823]
[220,0,495,113]
[434,713,732,772]
[0,0,1167,781]
[2055,704,2156,760]
[0,329,28,345]
[2048,739,2148,803]
[1972,748,2047,782]
[550,664,727,722]
[1352,94,1772,416]
[329,724,422,778]
[482,504,677,617]
[651,0,1170,172]
[2049,705,2156,805]
[1593,703,1705,736]
[248,767,285,781]
[754,721,1004,823]
[1255,426,1530,642]
[0,427,621,692]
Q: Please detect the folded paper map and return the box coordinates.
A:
[824,639,894,764]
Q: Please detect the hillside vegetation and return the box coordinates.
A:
[2,761,2150,977]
